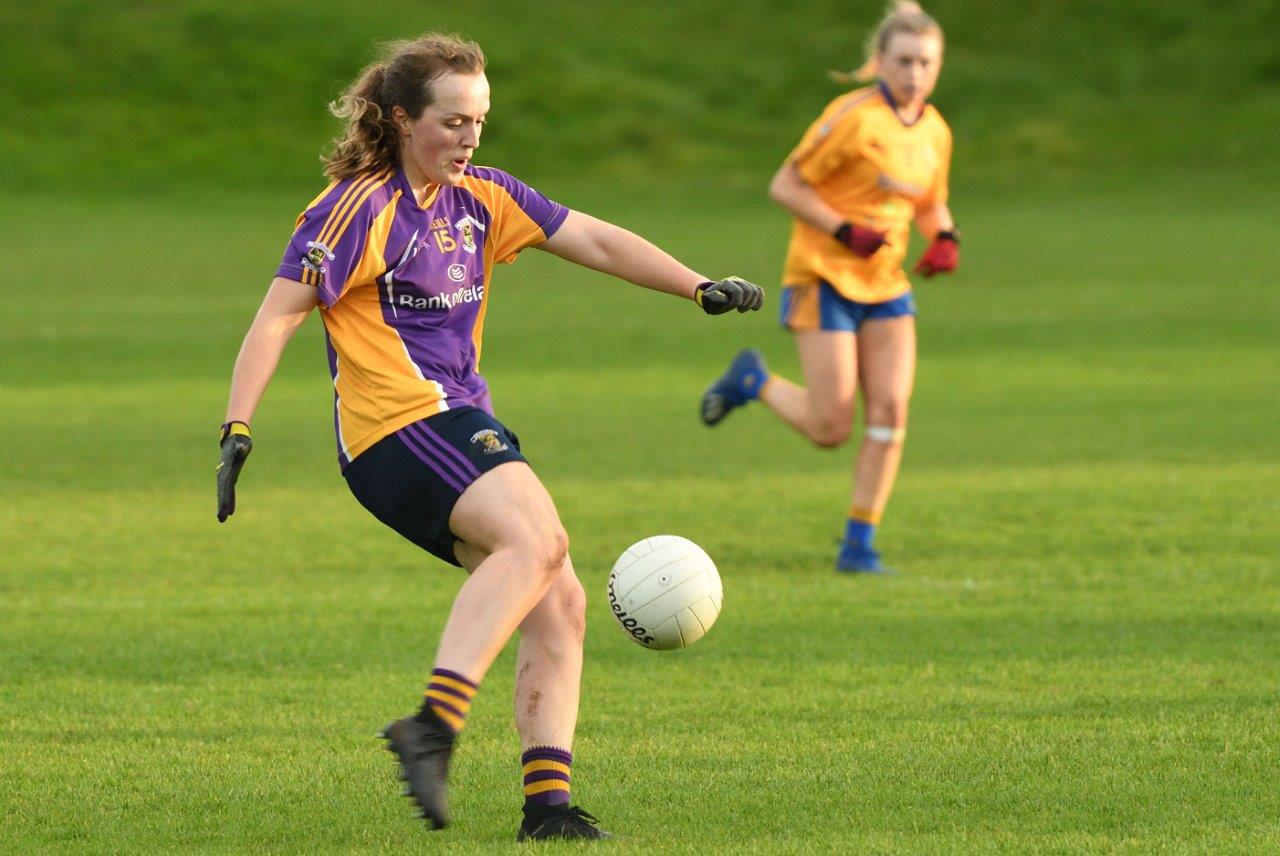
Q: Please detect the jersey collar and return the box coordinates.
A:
[877,81,927,127]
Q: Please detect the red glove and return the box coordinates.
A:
[913,230,960,276]
[833,222,889,259]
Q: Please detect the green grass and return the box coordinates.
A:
[2,174,1279,853]
[4,0,1279,193]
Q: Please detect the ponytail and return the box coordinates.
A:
[324,64,397,180]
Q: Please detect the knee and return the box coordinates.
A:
[865,399,909,433]
[509,520,569,583]
[537,525,570,578]
[810,418,852,449]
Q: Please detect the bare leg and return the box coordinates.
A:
[850,316,916,515]
[433,461,569,682]
[454,541,585,751]
[758,330,859,448]
[383,462,578,831]
[512,565,585,750]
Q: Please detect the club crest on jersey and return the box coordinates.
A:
[470,429,509,454]
[302,240,335,273]
[454,215,486,254]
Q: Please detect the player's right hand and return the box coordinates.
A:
[833,222,889,258]
[694,277,765,315]
[216,421,253,522]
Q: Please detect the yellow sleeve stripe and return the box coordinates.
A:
[317,173,383,248]
[524,780,571,796]
[429,674,478,697]
[303,176,379,287]
[319,174,392,285]
[521,760,571,776]
[305,171,393,289]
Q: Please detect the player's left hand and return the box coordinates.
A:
[216,421,253,522]
[694,277,765,315]
[913,230,960,277]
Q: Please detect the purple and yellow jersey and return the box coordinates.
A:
[276,165,567,468]
[782,83,951,303]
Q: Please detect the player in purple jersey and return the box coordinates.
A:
[214,33,762,842]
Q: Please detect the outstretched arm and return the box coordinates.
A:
[538,210,707,300]
[538,210,763,313]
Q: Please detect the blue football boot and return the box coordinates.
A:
[836,540,894,574]
[700,348,769,426]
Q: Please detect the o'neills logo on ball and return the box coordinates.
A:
[607,576,657,647]
[397,282,484,311]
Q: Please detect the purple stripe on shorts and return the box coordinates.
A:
[396,428,466,493]
[413,421,481,478]
[402,422,477,486]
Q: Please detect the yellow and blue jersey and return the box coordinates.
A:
[782,82,951,304]
[276,165,567,468]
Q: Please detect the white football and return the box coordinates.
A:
[606,535,723,650]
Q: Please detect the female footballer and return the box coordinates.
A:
[214,33,762,841]
[700,1,958,573]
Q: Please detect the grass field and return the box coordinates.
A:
[6,1,1280,194]
[2,174,1278,853]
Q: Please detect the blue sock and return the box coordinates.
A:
[844,517,876,549]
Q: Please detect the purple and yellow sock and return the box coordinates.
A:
[845,506,882,548]
[521,746,572,811]
[417,668,478,734]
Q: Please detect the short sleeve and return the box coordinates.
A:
[469,167,568,264]
[789,98,864,186]
[276,173,391,307]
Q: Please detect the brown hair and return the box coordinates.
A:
[830,1,943,86]
[322,33,486,180]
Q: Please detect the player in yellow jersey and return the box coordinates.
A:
[213,34,762,841]
[700,2,959,573]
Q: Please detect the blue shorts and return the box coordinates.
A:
[779,281,916,332]
[342,407,527,567]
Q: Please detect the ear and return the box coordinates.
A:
[390,106,412,137]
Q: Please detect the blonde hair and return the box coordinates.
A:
[322,33,486,181]
[830,1,943,86]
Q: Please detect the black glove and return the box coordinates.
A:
[694,277,765,315]
[216,421,253,522]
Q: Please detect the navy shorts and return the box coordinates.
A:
[343,407,527,567]
[779,281,916,332]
